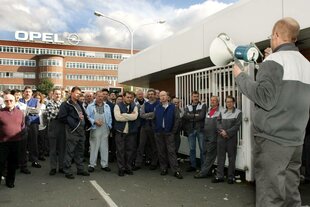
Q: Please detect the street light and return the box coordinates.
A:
[94,11,165,56]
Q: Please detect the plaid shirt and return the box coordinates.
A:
[46,100,62,120]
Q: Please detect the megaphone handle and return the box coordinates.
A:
[234,58,244,71]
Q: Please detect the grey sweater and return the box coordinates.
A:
[235,43,310,146]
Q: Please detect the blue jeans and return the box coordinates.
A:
[187,130,206,168]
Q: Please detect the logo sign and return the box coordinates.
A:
[67,33,82,45]
[15,31,82,45]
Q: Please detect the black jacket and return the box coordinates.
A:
[58,99,91,133]
[183,102,206,134]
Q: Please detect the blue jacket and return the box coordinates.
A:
[86,102,112,129]
[154,103,179,133]
[20,98,40,125]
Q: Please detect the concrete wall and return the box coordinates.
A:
[118,0,310,85]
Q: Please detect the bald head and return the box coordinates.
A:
[159,91,168,104]
[273,17,300,42]
[271,17,300,50]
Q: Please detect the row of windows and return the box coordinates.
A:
[0,58,118,70]
[0,84,36,91]
[39,72,62,79]
[39,59,63,67]
[0,45,130,60]
[0,58,36,67]
[66,86,104,92]
[0,70,117,81]
[66,74,117,81]
[0,72,36,79]
[66,62,118,70]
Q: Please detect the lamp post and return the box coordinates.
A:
[94,11,165,56]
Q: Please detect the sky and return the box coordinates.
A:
[0,0,238,50]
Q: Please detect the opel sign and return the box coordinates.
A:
[15,31,81,45]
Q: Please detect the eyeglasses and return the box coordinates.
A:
[4,100,13,102]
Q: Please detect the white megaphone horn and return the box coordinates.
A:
[210,33,263,68]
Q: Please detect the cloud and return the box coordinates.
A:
[0,0,232,50]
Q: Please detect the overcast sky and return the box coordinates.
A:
[0,0,238,50]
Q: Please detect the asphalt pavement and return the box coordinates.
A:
[0,158,309,207]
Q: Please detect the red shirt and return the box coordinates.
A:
[0,107,24,142]
[209,107,218,118]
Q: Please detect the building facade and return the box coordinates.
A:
[0,40,131,92]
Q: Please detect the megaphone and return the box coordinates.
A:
[210,33,262,67]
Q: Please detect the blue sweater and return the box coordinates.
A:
[154,103,177,133]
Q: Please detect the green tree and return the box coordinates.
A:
[36,78,54,95]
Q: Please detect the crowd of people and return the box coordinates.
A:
[0,84,250,187]
[1,84,308,189]
[0,83,309,191]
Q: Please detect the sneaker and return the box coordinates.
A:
[49,169,57,176]
[160,169,168,176]
[65,174,75,179]
[101,167,111,172]
[212,177,224,183]
[186,166,196,172]
[77,171,90,176]
[174,171,183,179]
[20,168,31,174]
[88,167,95,173]
[31,162,42,168]
[58,169,65,174]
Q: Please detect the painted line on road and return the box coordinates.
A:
[90,180,118,207]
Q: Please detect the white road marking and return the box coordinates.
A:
[90,180,118,207]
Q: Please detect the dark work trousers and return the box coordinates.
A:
[27,123,39,162]
[135,125,158,167]
[155,132,180,173]
[108,129,116,161]
[115,131,137,171]
[133,126,142,163]
[254,137,302,207]
[216,135,237,179]
[63,125,86,175]
[84,130,90,158]
[174,132,181,155]
[19,128,28,169]
[49,119,66,170]
[44,123,50,156]
[200,138,217,176]
[0,141,21,185]
[38,127,47,158]
[302,133,310,181]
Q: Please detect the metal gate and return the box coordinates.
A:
[175,63,255,181]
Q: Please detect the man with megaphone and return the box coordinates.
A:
[233,17,310,207]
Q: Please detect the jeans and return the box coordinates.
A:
[187,130,206,168]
